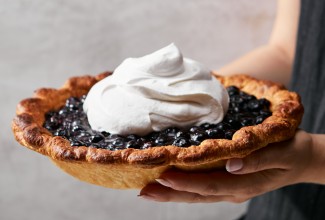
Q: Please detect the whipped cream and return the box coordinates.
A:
[83,43,229,136]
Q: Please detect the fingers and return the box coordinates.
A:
[138,131,313,203]
[139,170,282,203]
[139,131,314,203]
[226,130,314,175]
[226,141,290,174]
[140,183,240,203]
[139,169,288,203]
[150,170,273,197]
[155,171,235,196]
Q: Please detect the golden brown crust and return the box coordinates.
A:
[12,72,304,189]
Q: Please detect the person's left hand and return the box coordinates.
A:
[139,130,315,203]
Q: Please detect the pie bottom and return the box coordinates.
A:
[51,158,226,189]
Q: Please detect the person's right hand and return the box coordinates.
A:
[139,130,324,203]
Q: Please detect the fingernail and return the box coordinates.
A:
[138,194,157,201]
[155,178,172,188]
[226,158,243,172]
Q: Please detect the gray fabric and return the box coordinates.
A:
[290,0,325,134]
[244,0,325,219]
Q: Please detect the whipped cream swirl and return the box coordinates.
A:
[83,43,229,136]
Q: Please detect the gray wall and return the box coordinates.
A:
[0,1,275,220]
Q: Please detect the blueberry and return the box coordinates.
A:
[93,141,113,150]
[80,95,87,103]
[232,106,242,113]
[200,123,213,130]
[225,130,236,140]
[248,100,262,111]
[259,98,270,108]
[45,111,57,119]
[66,97,81,110]
[240,117,255,127]
[62,121,73,131]
[71,125,85,132]
[54,129,69,137]
[235,112,252,120]
[189,126,203,133]
[175,131,190,139]
[164,127,180,137]
[260,110,272,117]
[89,134,104,143]
[255,115,266,124]
[224,117,241,129]
[227,86,240,96]
[43,121,57,131]
[126,134,139,140]
[206,128,224,139]
[59,108,69,116]
[70,140,84,146]
[107,134,123,141]
[155,134,170,146]
[191,131,207,143]
[142,141,155,149]
[126,140,142,149]
[75,135,91,146]
[101,131,110,137]
[173,138,191,147]
[146,132,160,141]
[71,120,83,127]
[112,137,126,148]
[93,142,113,150]
[136,137,147,144]
[241,94,256,101]
[230,95,245,105]
[50,115,61,125]
[216,122,231,131]
[240,103,249,111]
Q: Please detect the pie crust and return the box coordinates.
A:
[12,72,303,189]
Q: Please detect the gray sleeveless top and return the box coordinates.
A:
[243,0,325,219]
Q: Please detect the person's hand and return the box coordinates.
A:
[139,130,316,203]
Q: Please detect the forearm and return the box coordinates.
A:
[217,44,292,87]
[217,0,300,88]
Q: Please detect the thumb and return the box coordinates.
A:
[225,144,286,174]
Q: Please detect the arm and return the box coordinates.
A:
[139,131,325,203]
[217,0,300,87]
[139,0,325,203]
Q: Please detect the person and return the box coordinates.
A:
[139,0,325,219]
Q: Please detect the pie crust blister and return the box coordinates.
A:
[12,72,303,189]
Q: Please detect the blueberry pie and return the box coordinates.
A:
[12,44,303,189]
[12,72,303,189]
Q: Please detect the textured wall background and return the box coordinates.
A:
[0,1,275,220]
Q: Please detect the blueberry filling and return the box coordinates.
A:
[43,86,271,150]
